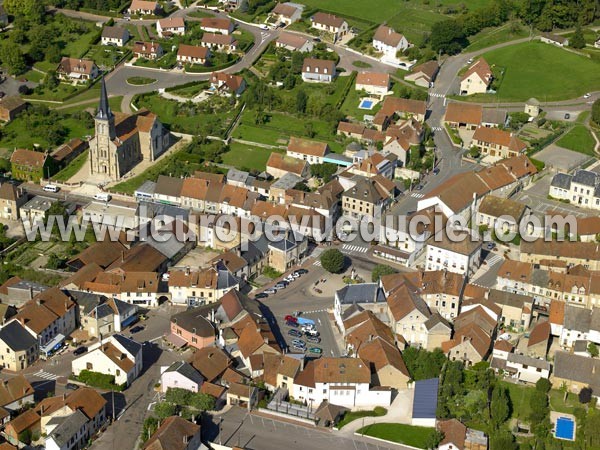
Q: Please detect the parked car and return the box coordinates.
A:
[73,346,87,356]
[286,320,299,328]
[264,288,277,295]
[65,383,80,391]
[309,347,323,355]
[285,315,298,323]
[583,93,591,99]
[130,325,144,334]
[291,272,301,278]
[564,113,570,119]
[288,329,302,338]
[433,167,440,175]
[296,269,308,275]
[284,275,295,283]
[305,329,320,337]
[486,242,495,250]
[274,283,286,290]
[255,293,269,299]
[307,336,321,344]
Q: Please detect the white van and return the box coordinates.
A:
[93,192,111,202]
[43,184,59,193]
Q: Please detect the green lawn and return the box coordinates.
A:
[84,45,130,68]
[557,125,597,156]
[56,96,123,115]
[465,23,529,52]
[53,151,88,182]
[0,117,93,150]
[340,84,383,120]
[165,81,210,98]
[25,82,90,102]
[479,41,600,102]
[337,407,387,429]
[549,390,581,415]
[127,77,156,86]
[222,143,283,171]
[501,381,533,420]
[357,423,436,449]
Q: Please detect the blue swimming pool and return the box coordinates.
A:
[555,417,575,440]
[358,99,374,109]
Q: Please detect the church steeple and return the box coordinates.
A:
[96,76,113,121]
[95,76,116,140]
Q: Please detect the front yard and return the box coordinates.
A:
[556,125,597,156]
[356,423,438,449]
[222,143,283,171]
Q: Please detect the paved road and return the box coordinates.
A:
[204,406,414,450]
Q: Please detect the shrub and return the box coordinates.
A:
[371,264,397,282]
[77,370,124,391]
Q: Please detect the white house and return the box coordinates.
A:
[292,357,391,408]
[276,33,314,52]
[270,3,302,26]
[177,44,210,65]
[101,26,130,47]
[425,230,482,276]
[200,17,234,35]
[372,25,409,60]
[168,266,239,305]
[287,136,329,164]
[160,361,204,393]
[540,32,569,47]
[301,58,336,83]
[157,17,186,38]
[72,334,143,387]
[310,12,348,42]
[549,170,600,210]
[506,353,551,384]
[355,72,390,97]
[460,58,492,96]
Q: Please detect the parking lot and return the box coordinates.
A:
[256,264,343,359]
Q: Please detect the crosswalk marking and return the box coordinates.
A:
[341,244,369,254]
[487,253,503,266]
[429,92,445,98]
[431,126,443,132]
[32,370,59,380]
[411,192,425,198]
[313,260,322,267]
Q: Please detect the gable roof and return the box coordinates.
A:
[473,126,527,152]
[438,419,466,449]
[358,338,409,377]
[0,319,37,352]
[302,58,336,76]
[445,103,483,125]
[277,32,311,50]
[177,44,209,59]
[158,17,185,29]
[0,376,34,407]
[527,320,551,347]
[102,26,128,40]
[461,58,492,85]
[288,136,329,157]
[10,149,46,168]
[356,72,390,88]
[57,57,97,76]
[143,416,200,450]
[190,346,231,381]
[311,12,345,28]
[373,24,405,47]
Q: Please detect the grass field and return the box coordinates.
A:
[465,23,529,51]
[557,125,597,156]
[480,41,600,101]
[337,407,387,429]
[0,117,93,150]
[357,423,436,449]
[222,143,283,171]
[501,381,533,420]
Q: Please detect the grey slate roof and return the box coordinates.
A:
[217,269,239,290]
[412,378,439,419]
[550,173,572,189]
[488,290,531,308]
[572,170,598,187]
[48,409,89,449]
[573,340,589,353]
[95,303,114,320]
[67,290,105,313]
[563,305,591,333]
[112,334,142,357]
[424,313,451,331]
[336,283,385,305]
[0,320,37,351]
[102,26,129,40]
[227,168,250,184]
[531,269,550,288]
[554,351,600,392]
[590,308,600,332]
[164,361,204,385]
[507,352,550,370]
[135,181,156,196]
[271,173,303,190]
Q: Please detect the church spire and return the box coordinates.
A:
[96,76,112,120]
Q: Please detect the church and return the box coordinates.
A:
[89,78,170,181]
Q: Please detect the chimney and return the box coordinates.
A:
[121,251,125,262]
[185,266,190,276]
[40,405,44,415]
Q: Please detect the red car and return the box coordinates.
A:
[284,315,298,324]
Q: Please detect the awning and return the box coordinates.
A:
[164,333,187,348]
[121,314,138,328]
[41,334,66,354]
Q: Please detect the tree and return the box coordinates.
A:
[0,158,10,174]
[570,24,586,49]
[489,430,518,450]
[44,70,59,90]
[154,402,177,419]
[0,43,27,75]
[588,342,599,357]
[296,89,307,114]
[424,429,444,450]
[536,378,552,393]
[190,393,216,411]
[371,264,397,282]
[310,163,337,182]
[579,387,593,404]
[490,385,510,429]
[142,417,159,442]
[320,248,344,274]
[429,19,466,54]
[592,99,600,126]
